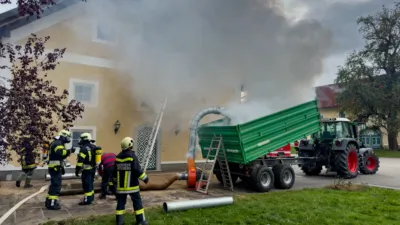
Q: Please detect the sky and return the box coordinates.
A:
[0,0,395,86]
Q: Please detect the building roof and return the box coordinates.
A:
[0,0,80,38]
[315,83,343,109]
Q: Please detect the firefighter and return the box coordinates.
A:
[114,137,149,225]
[16,139,37,188]
[75,133,102,205]
[98,152,117,199]
[45,130,73,210]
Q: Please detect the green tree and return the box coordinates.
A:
[335,2,400,150]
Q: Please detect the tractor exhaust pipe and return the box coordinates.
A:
[162,196,234,213]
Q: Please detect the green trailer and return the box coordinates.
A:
[197,100,321,192]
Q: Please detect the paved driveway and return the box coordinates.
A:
[0,158,399,225]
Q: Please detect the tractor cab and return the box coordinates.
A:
[314,118,358,143]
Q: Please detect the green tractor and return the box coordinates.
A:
[297,118,380,178]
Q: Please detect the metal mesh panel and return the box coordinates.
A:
[136,126,157,170]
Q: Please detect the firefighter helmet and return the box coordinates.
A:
[121,137,134,150]
[58,129,71,138]
[79,132,92,141]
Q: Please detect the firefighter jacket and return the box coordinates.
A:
[48,139,71,169]
[18,147,37,170]
[76,143,97,172]
[98,153,116,176]
[113,150,148,194]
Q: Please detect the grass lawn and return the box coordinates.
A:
[44,186,400,225]
[374,149,400,158]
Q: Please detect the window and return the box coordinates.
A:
[372,137,377,145]
[341,122,351,138]
[66,127,96,150]
[338,111,346,118]
[69,79,99,107]
[92,20,117,44]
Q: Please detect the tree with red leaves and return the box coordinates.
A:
[0,34,84,165]
[0,0,86,19]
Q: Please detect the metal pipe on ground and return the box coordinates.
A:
[162,196,234,213]
[59,172,188,195]
[45,172,99,181]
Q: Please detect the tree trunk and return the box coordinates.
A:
[388,130,399,150]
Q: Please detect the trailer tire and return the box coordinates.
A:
[272,164,295,189]
[335,143,359,179]
[359,152,380,175]
[252,166,274,192]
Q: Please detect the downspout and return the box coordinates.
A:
[186,106,229,188]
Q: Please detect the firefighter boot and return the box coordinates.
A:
[135,214,148,225]
[116,215,124,225]
[98,193,106,199]
[24,177,33,188]
[47,199,61,210]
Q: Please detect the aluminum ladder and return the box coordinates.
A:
[141,97,167,172]
[196,134,234,194]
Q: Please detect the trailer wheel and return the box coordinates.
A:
[252,166,274,192]
[359,151,380,175]
[272,164,295,189]
[335,143,359,179]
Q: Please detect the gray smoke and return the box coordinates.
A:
[84,0,332,127]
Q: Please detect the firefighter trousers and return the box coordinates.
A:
[101,166,116,195]
[116,192,146,224]
[16,168,35,187]
[81,170,94,204]
[46,168,62,209]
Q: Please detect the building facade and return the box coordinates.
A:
[316,84,398,149]
[0,1,241,172]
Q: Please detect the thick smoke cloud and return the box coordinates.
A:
[85,0,332,127]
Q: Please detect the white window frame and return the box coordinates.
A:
[66,126,97,151]
[68,78,99,108]
[91,19,117,45]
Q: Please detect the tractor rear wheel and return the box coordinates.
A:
[335,143,359,179]
[251,166,274,192]
[359,152,380,174]
[272,164,295,189]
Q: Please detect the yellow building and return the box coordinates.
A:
[0,1,240,172]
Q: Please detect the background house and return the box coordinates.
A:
[0,0,240,175]
[315,83,398,149]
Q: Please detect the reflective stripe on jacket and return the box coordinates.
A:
[114,150,147,194]
[48,139,70,168]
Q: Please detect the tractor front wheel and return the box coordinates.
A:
[359,152,380,174]
[335,144,359,179]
